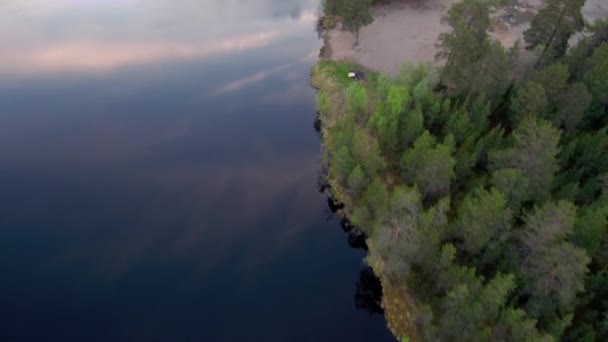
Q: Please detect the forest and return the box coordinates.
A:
[313,0,608,341]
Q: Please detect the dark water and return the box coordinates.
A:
[0,1,394,341]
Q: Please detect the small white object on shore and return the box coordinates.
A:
[348,72,356,78]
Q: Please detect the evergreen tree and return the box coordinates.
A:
[510,81,548,123]
[521,201,590,335]
[341,0,373,46]
[572,203,608,257]
[584,43,608,118]
[363,178,389,221]
[490,118,561,202]
[322,0,343,16]
[555,128,608,202]
[403,106,424,147]
[313,1,608,338]
[455,187,511,257]
[333,145,354,182]
[316,91,332,118]
[401,131,456,199]
[491,168,530,211]
[554,82,591,133]
[523,0,585,64]
[347,165,366,198]
[532,63,570,111]
[347,82,369,122]
[437,0,511,100]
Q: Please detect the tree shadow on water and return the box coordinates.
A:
[313,118,384,317]
[340,218,368,250]
[355,267,384,315]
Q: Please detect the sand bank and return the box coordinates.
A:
[324,0,608,76]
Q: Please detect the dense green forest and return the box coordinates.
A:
[314,0,608,341]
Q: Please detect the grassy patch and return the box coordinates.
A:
[314,59,371,88]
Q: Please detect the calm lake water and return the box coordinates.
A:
[0,1,394,341]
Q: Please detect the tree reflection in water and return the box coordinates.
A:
[355,267,384,315]
[318,164,385,316]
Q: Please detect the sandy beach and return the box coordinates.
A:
[324,0,608,76]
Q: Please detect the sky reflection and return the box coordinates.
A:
[0,0,396,340]
[1,0,318,75]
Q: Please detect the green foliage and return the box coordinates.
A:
[584,43,608,115]
[491,168,530,211]
[363,138,387,178]
[322,0,343,16]
[316,91,331,118]
[371,85,410,151]
[495,308,555,342]
[333,146,354,182]
[437,0,512,101]
[375,74,394,101]
[490,117,561,202]
[347,165,366,197]
[347,82,368,121]
[520,201,590,331]
[524,0,585,64]
[363,178,389,222]
[372,185,423,278]
[314,59,366,88]
[313,7,608,335]
[510,81,548,123]
[555,127,608,202]
[572,203,608,257]
[403,106,424,147]
[385,85,410,118]
[532,63,570,109]
[351,203,372,230]
[399,62,437,90]
[341,0,373,44]
[512,64,591,133]
[401,131,455,199]
[455,187,511,257]
[554,82,591,133]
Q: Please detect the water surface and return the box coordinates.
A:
[0,1,394,341]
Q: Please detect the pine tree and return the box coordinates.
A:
[347,82,368,122]
[510,81,548,123]
[490,117,561,202]
[437,0,511,100]
[341,0,373,46]
[455,187,511,257]
[523,0,585,64]
[554,82,592,133]
[401,131,456,199]
[333,146,355,182]
[584,43,608,119]
[491,168,530,211]
[347,165,366,198]
[322,0,344,16]
[521,201,590,335]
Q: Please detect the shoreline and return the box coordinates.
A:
[321,0,608,76]
[313,1,608,341]
[311,61,421,342]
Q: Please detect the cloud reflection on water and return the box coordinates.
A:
[1,0,325,309]
[0,32,282,74]
[1,0,318,75]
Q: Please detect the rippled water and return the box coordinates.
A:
[0,1,394,341]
